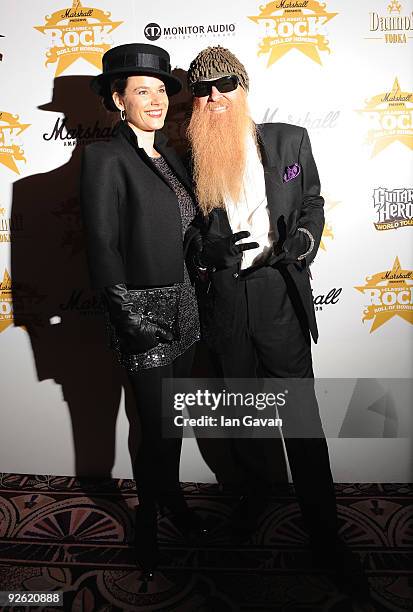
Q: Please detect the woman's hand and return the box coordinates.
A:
[101,284,173,354]
[118,313,173,354]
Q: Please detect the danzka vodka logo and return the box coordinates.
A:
[373,187,413,230]
[248,0,338,67]
[34,0,123,77]
[358,77,413,157]
[367,0,413,45]
[0,111,30,174]
[355,257,413,332]
[0,269,12,333]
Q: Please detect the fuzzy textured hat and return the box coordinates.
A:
[187,46,249,91]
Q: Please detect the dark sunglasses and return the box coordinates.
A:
[191,75,239,97]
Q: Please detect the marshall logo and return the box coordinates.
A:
[34,0,123,76]
[358,77,413,157]
[60,288,103,316]
[355,256,413,332]
[262,106,340,128]
[43,117,117,146]
[313,287,342,311]
[367,1,413,44]
[0,207,24,243]
[0,269,12,333]
[0,111,30,174]
[373,187,413,230]
[248,0,338,67]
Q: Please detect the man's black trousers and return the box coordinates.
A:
[213,265,338,540]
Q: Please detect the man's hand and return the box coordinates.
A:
[266,214,312,267]
[199,231,259,271]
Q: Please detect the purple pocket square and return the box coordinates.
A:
[283,162,301,183]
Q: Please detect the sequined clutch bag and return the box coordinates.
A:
[127,285,181,340]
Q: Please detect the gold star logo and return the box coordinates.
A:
[248,0,338,67]
[0,269,13,333]
[319,222,333,251]
[358,77,413,157]
[355,257,413,332]
[319,195,340,251]
[0,111,30,174]
[34,0,123,77]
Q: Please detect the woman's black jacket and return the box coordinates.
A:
[80,120,195,289]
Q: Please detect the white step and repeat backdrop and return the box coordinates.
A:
[0,0,412,481]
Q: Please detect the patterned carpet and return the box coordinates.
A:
[0,474,411,611]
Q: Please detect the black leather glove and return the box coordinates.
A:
[198,231,259,271]
[266,214,311,267]
[185,227,204,283]
[101,284,173,354]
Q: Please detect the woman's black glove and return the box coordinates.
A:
[198,231,259,271]
[101,284,173,354]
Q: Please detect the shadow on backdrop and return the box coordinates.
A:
[10,76,140,523]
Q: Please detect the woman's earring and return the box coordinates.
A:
[120,109,126,121]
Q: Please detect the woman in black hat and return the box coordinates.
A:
[80,43,205,577]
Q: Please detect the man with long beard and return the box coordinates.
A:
[186,46,370,604]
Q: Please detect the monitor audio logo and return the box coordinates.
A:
[355,257,413,332]
[248,0,338,67]
[34,0,123,76]
[144,23,162,41]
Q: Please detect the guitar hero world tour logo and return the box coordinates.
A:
[248,0,338,67]
[358,77,413,157]
[355,257,413,332]
[144,21,236,42]
[34,0,123,76]
[373,187,413,230]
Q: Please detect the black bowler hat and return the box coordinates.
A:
[90,43,182,97]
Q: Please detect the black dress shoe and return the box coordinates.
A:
[160,505,209,539]
[230,494,268,539]
[157,490,209,540]
[311,536,371,604]
[134,506,159,575]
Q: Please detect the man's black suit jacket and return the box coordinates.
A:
[195,122,325,351]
